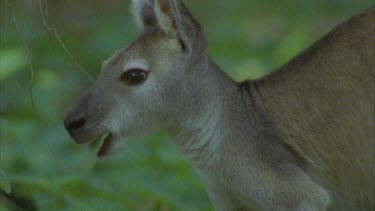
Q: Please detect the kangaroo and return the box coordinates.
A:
[64,0,375,210]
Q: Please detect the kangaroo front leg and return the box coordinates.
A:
[203,180,239,211]
[227,164,331,210]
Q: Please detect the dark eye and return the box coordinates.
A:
[120,68,148,85]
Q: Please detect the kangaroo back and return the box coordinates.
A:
[254,7,375,209]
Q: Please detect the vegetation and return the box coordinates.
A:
[1,0,373,210]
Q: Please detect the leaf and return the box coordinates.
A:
[63,194,96,211]
[74,132,111,175]
[89,132,110,154]
[0,169,11,195]
[0,48,26,81]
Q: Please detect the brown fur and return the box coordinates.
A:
[244,7,375,210]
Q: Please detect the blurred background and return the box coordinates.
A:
[1,0,373,210]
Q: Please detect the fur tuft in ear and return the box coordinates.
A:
[131,0,156,29]
[154,0,176,36]
[154,0,205,53]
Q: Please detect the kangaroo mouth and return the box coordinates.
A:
[98,133,114,157]
[90,132,115,157]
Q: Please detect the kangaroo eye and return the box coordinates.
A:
[120,68,148,85]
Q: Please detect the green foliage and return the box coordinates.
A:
[0,0,373,210]
[0,48,26,81]
[0,169,11,195]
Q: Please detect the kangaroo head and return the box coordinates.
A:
[64,0,209,156]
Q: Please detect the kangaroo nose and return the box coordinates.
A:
[64,116,86,135]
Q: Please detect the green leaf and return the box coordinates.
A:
[89,132,110,154]
[63,194,96,211]
[0,169,11,195]
[0,48,26,81]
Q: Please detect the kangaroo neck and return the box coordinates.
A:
[168,58,258,170]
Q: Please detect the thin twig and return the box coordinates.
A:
[39,0,94,82]
[6,0,36,111]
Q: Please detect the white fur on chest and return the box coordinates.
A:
[175,102,223,169]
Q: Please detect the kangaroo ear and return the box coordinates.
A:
[154,0,205,53]
[131,0,157,29]
[131,0,205,53]
[154,0,177,36]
